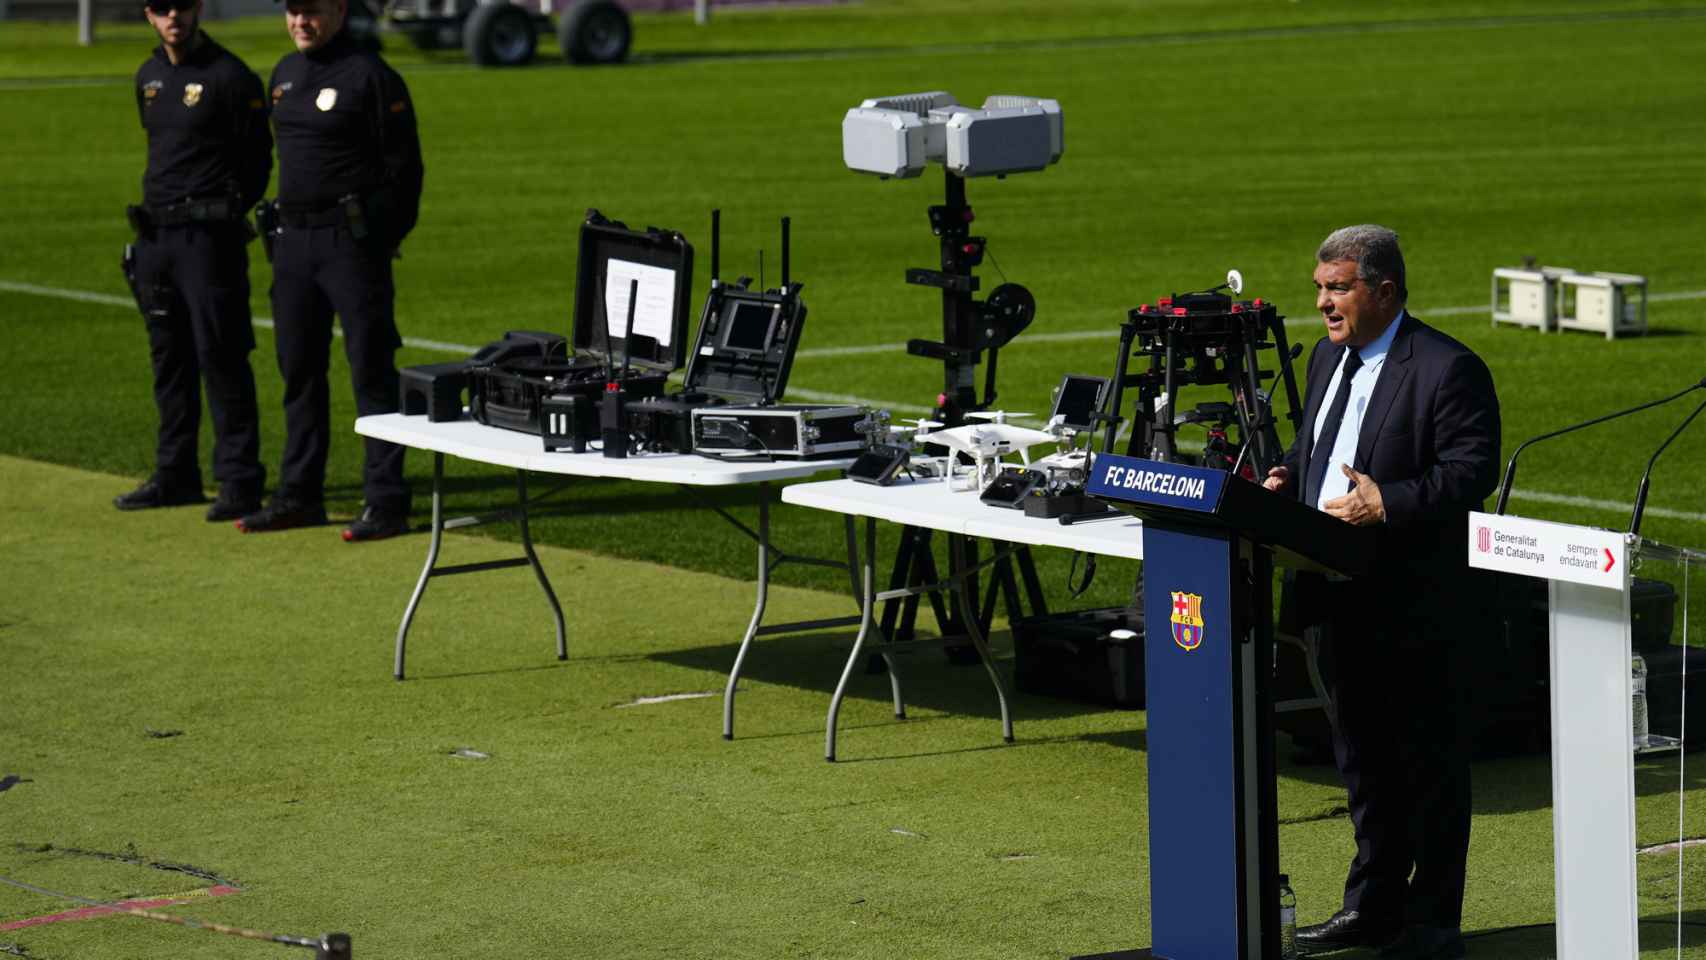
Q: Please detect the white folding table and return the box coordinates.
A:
[355,413,858,738]
[781,475,1144,760]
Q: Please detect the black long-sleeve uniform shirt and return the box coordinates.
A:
[135,34,272,209]
[269,29,423,244]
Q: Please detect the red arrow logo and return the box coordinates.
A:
[1604,548,1615,573]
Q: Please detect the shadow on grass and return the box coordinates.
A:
[1269,743,1703,819]
[1075,728,1149,755]
[406,660,573,682]
[1448,910,1706,957]
[831,730,1120,764]
[1471,744,1706,817]
[406,649,678,681]
[652,629,1138,728]
[1250,911,1705,960]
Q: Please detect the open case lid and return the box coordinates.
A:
[681,284,807,404]
[571,209,695,373]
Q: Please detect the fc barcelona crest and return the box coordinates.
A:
[182,82,203,107]
[1169,591,1205,651]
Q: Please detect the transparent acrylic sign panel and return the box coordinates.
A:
[1629,540,1702,957]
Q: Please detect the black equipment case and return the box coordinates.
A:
[468,210,694,436]
[400,330,566,422]
[624,211,811,454]
[1012,606,1145,709]
[691,403,865,459]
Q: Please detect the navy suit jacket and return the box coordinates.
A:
[1281,313,1501,597]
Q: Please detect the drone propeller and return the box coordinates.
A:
[896,417,944,434]
[964,410,1034,425]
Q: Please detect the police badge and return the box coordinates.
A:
[316,87,338,111]
[1169,591,1205,651]
[182,82,203,107]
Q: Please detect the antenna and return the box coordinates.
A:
[710,208,721,287]
[780,215,791,290]
[595,268,614,381]
[619,278,637,380]
[600,277,640,460]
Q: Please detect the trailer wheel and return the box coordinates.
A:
[346,9,383,52]
[465,2,538,67]
[558,0,630,64]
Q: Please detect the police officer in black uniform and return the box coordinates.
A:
[237,0,422,541]
[117,0,270,520]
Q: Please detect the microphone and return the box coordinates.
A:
[1628,394,1706,535]
[1494,376,1706,515]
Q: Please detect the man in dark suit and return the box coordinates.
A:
[1263,225,1501,960]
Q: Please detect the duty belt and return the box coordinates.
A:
[148,196,241,226]
[276,202,348,229]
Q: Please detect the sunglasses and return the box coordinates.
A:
[144,0,191,14]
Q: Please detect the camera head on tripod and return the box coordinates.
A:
[842,91,1063,427]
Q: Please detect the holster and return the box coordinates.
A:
[125,204,155,242]
[120,242,173,323]
[347,187,401,261]
[253,199,280,263]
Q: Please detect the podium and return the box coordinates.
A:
[1082,454,1376,960]
[1467,511,1699,960]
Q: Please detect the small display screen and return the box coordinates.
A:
[848,445,907,485]
[722,301,776,352]
[981,469,1042,507]
[1051,375,1107,430]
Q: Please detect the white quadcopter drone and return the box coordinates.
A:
[926,413,1057,491]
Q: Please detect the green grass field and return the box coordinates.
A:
[3,1,1706,956]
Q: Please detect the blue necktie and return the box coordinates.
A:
[1305,347,1363,509]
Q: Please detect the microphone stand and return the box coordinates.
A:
[1494,377,1706,515]
[1628,394,1706,535]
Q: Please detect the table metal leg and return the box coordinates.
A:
[827,517,878,762]
[391,458,567,680]
[394,452,446,680]
[843,514,861,600]
[951,534,1014,744]
[712,483,863,741]
[516,470,567,662]
[838,514,903,717]
[723,485,772,740]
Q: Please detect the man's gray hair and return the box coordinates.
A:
[1317,224,1407,304]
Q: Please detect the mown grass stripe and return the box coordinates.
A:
[7,277,1705,522]
[7,5,1701,88]
[12,278,1704,361]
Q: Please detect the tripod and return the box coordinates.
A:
[877,169,1047,663]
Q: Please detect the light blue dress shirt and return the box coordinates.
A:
[1310,310,1403,511]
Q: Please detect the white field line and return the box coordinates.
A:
[794,289,1706,358]
[1,279,497,355]
[616,691,718,708]
[1504,489,1706,525]
[6,276,1706,522]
